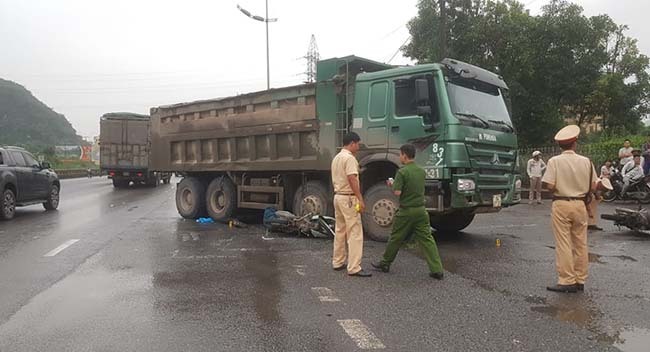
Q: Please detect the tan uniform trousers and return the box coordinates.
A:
[332,194,363,274]
[529,176,543,201]
[587,194,600,226]
[551,200,589,285]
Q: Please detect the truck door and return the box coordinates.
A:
[363,80,390,150]
[390,74,439,148]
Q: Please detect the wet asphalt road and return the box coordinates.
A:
[0,177,648,352]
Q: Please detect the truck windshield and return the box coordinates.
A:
[446,77,512,128]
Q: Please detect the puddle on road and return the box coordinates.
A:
[614,328,650,352]
[543,246,638,264]
[526,294,649,351]
[588,253,606,264]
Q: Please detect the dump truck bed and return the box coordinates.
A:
[99,113,150,170]
[150,83,322,172]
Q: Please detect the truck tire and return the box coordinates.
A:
[112,179,129,188]
[362,183,399,242]
[176,177,206,219]
[293,181,331,216]
[43,184,60,211]
[431,212,475,233]
[1,188,16,220]
[206,176,237,222]
[148,173,161,188]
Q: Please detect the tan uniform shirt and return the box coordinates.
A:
[331,149,359,194]
[542,150,597,197]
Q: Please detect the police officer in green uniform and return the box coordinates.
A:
[372,144,445,279]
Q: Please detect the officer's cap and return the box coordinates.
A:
[532,150,541,157]
[554,125,580,145]
[599,177,613,191]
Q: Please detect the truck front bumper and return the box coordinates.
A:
[449,173,521,211]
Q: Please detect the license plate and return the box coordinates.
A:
[493,194,502,208]
[123,172,130,176]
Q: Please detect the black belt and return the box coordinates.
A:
[552,196,586,201]
[335,193,355,196]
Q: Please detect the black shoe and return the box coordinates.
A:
[429,272,444,280]
[546,284,578,293]
[349,270,372,277]
[333,265,346,271]
[371,261,389,273]
[576,283,584,291]
[588,225,603,231]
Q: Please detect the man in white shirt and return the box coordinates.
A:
[619,139,634,166]
[621,154,644,197]
[527,151,546,204]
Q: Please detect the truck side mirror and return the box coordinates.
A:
[414,79,429,103]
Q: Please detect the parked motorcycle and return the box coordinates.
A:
[601,168,650,204]
[601,207,650,235]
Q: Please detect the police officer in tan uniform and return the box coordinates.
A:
[542,125,603,293]
[331,132,371,277]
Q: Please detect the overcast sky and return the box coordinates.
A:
[0,0,648,138]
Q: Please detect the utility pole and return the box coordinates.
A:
[237,2,278,90]
[303,35,319,83]
[437,0,447,60]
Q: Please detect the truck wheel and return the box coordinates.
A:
[293,181,331,216]
[431,212,475,233]
[1,188,16,220]
[176,177,206,219]
[149,173,161,188]
[206,176,237,222]
[43,184,60,211]
[362,183,399,242]
[112,179,128,188]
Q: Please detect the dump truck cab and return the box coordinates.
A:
[329,58,520,239]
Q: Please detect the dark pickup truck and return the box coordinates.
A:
[0,146,60,220]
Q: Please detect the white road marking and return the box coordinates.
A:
[337,319,386,349]
[311,287,340,302]
[44,239,80,257]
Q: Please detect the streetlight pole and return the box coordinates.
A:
[237,2,277,90]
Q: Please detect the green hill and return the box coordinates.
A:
[0,78,81,147]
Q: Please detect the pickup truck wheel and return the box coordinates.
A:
[43,185,60,210]
[1,189,16,220]
[176,177,206,219]
[431,212,475,233]
[362,183,399,242]
[206,176,236,222]
[293,181,331,216]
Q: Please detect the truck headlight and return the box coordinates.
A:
[515,179,522,191]
[457,179,476,192]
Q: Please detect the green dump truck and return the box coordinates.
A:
[150,56,521,241]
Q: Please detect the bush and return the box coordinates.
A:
[582,135,647,168]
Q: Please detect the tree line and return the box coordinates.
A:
[403,0,650,147]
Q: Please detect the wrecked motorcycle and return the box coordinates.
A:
[263,208,336,238]
[601,207,650,235]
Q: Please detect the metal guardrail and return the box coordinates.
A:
[54,169,101,179]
